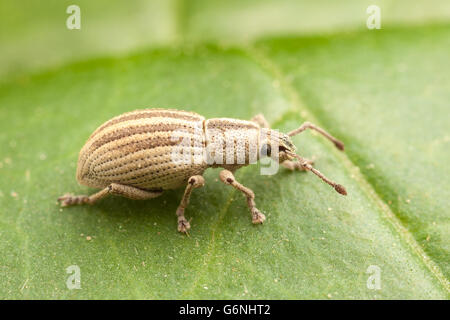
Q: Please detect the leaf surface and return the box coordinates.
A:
[0,1,449,299]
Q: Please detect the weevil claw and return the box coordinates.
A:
[177,218,191,233]
[251,208,266,224]
[57,194,89,206]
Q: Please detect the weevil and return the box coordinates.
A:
[58,108,347,233]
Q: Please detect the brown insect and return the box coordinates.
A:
[58,109,346,233]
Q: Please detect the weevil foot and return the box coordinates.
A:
[57,194,89,206]
[251,208,266,224]
[177,217,191,233]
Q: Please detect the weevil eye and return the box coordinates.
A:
[260,143,271,157]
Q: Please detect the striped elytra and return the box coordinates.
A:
[76,109,262,191]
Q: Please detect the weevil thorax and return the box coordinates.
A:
[204,118,261,169]
[203,118,297,169]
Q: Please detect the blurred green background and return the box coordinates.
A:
[2,0,450,79]
[0,1,449,299]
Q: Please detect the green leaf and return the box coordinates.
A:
[255,24,450,280]
[0,2,449,299]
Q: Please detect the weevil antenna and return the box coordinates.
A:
[290,153,347,196]
[287,122,345,151]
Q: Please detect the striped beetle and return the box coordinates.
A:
[58,109,346,233]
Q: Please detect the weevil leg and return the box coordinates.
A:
[58,183,163,206]
[176,175,205,233]
[219,170,265,225]
[281,157,315,171]
[250,113,270,128]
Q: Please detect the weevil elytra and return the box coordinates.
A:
[58,109,347,233]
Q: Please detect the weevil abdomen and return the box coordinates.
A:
[77,109,208,190]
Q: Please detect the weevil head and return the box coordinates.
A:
[258,127,348,196]
[259,128,297,162]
